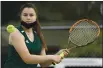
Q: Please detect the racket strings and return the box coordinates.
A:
[69,21,99,46]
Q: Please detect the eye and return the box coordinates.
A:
[29,14,34,17]
[23,13,28,16]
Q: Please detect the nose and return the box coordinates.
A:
[27,15,31,20]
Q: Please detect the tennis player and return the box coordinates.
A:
[4,3,69,68]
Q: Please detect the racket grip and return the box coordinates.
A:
[52,52,64,65]
[60,52,64,59]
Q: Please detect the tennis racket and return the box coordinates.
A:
[52,19,100,65]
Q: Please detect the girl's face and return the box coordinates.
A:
[20,7,37,23]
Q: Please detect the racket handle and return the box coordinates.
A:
[52,52,64,65]
[60,52,64,58]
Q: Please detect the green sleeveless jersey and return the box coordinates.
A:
[4,25,42,68]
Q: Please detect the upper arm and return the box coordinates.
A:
[10,31,30,63]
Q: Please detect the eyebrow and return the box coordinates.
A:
[23,13,35,14]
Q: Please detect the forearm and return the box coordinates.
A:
[25,55,52,64]
[40,61,53,67]
[39,48,52,67]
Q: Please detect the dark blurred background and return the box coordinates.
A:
[1,1,103,68]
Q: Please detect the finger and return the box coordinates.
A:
[64,52,68,56]
[63,51,68,56]
[55,60,62,64]
[64,49,70,53]
[62,50,69,54]
[58,59,62,64]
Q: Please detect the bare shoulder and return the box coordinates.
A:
[9,28,24,44]
[10,28,23,38]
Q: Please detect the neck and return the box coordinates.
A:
[22,26,33,33]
